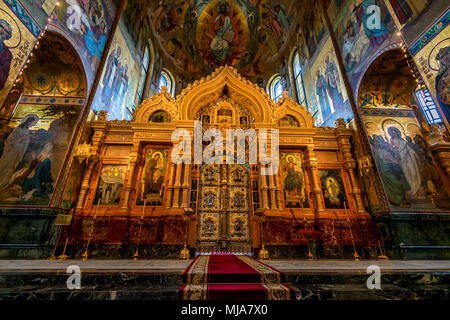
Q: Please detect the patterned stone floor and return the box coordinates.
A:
[0,259,449,273]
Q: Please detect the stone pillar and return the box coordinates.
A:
[306,145,324,214]
[181,164,191,208]
[172,163,183,208]
[337,134,366,214]
[165,163,176,209]
[259,165,269,210]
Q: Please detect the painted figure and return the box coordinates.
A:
[233,192,244,207]
[435,46,449,120]
[388,127,422,197]
[0,114,39,189]
[325,56,344,108]
[211,2,234,63]
[283,156,303,198]
[101,47,121,108]
[0,19,13,90]
[316,69,332,119]
[325,177,340,204]
[145,152,165,196]
[370,134,411,206]
[205,193,216,207]
[21,143,54,199]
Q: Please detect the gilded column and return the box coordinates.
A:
[76,156,99,209]
[121,155,138,210]
[121,141,140,210]
[306,145,324,214]
[165,163,176,209]
[75,118,107,209]
[172,163,183,208]
[274,166,282,209]
[267,166,277,209]
[181,163,191,208]
[337,130,366,214]
[259,165,269,210]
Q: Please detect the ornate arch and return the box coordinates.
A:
[177,66,274,123]
[133,86,177,123]
[274,92,315,128]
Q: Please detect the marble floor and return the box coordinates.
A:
[0,259,449,273]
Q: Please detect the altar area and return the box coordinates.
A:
[54,66,381,262]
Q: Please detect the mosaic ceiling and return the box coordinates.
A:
[140,0,305,80]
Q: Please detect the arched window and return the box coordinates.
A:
[292,49,307,107]
[159,69,174,96]
[268,75,283,102]
[415,88,443,124]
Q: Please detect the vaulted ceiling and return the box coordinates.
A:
[126,0,310,82]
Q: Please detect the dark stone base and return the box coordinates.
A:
[374,212,450,260]
[256,245,379,260]
[1,269,448,300]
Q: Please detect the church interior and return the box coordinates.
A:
[0,0,449,301]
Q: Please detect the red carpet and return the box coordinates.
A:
[179,254,295,300]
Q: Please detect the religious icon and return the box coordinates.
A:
[204,192,216,207]
[140,149,168,204]
[239,116,248,125]
[232,217,245,238]
[233,168,243,182]
[95,165,125,205]
[210,1,235,64]
[204,168,215,181]
[325,177,341,206]
[202,217,216,237]
[233,192,245,207]
[319,170,347,209]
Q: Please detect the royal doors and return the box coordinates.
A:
[197,163,251,254]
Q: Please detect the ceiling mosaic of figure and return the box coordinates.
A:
[147,0,301,80]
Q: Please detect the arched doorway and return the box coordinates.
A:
[358,49,450,211]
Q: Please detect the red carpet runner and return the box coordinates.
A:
[179,254,295,300]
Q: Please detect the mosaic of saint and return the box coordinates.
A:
[53,0,114,79]
[334,0,396,94]
[360,51,450,211]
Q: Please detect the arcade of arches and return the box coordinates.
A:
[0,0,449,261]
